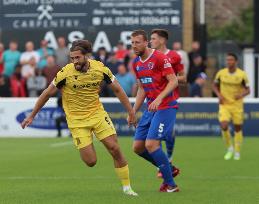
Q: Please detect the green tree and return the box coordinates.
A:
[208,6,254,43]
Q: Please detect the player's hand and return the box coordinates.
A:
[127,111,137,128]
[21,116,33,129]
[235,94,243,100]
[148,98,162,112]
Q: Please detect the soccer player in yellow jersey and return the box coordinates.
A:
[212,53,250,160]
[21,40,138,196]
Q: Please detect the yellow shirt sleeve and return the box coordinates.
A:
[100,62,115,84]
[53,66,67,89]
[242,72,249,87]
[214,70,221,84]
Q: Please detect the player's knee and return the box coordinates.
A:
[133,144,144,155]
[220,123,228,131]
[83,159,97,167]
[145,143,157,153]
[108,144,120,156]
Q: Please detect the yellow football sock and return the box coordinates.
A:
[222,129,232,148]
[115,164,130,187]
[234,131,243,153]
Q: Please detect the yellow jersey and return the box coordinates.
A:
[214,68,249,108]
[53,60,115,128]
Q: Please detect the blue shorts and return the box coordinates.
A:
[134,108,177,141]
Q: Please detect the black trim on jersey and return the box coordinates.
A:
[103,73,112,84]
[56,78,66,89]
[241,79,247,87]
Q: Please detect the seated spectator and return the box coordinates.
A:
[0,40,21,77]
[106,52,120,75]
[10,64,27,97]
[187,54,206,84]
[43,56,60,86]
[0,43,4,74]
[115,63,137,97]
[37,39,55,69]
[94,47,109,65]
[189,72,207,97]
[21,57,37,80]
[27,69,47,97]
[0,74,11,97]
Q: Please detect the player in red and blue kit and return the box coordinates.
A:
[150,29,186,178]
[129,30,179,192]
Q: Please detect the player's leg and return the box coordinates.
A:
[95,112,137,196]
[146,109,178,192]
[70,127,97,166]
[133,110,157,166]
[219,105,233,160]
[232,108,244,160]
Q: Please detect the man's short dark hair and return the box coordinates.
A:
[151,29,169,40]
[131,30,148,41]
[227,53,238,61]
[70,40,92,54]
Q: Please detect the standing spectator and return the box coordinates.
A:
[188,41,204,68]
[37,39,55,69]
[0,41,21,77]
[9,64,27,97]
[43,56,60,86]
[26,69,47,97]
[0,43,4,74]
[115,63,137,97]
[55,37,69,68]
[94,47,109,65]
[172,41,189,74]
[20,41,40,75]
[187,54,206,84]
[114,41,128,62]
[0,74,11,97]
[189,72,207,97]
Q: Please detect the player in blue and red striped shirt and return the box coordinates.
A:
[150,29,186,178]
[129,30,179,192]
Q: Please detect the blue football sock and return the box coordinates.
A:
[150,147,176,187]
[139,150,157,167]
[166,135,175,161]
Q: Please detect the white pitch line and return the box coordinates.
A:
[50,141,72,147]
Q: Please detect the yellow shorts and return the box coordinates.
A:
[70,111,116,149]
[218,105,244,125]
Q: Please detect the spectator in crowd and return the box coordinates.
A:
[20,41,40,75]
[55,36,69,68]
[188,41,204,68]
[115,63,137,97]
[94,47,109,65]
[43,56,60,86]
[187,54,206,84]
[26,69,47,97]
[0,74,11,97]
[9,64,27,97]
[37,39,55,69]
[114,41,128,62]
[106,52,121,75]
[126,48,137,73]
[189,72,207,97]
[0,40,21,77]
[21,57,37,80]
[0,43,4,74]
[172,41,189,74]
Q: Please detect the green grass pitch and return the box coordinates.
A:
[0,137,259,204]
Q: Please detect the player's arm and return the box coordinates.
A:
[133,79,146,113]
[21,83,58,128]
[212,71,225,104]
[108,79,136,126]
[177,69,186,83]
[148,73,178,111]
[235,73,250,100]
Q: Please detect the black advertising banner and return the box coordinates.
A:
[0,0,182,52]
